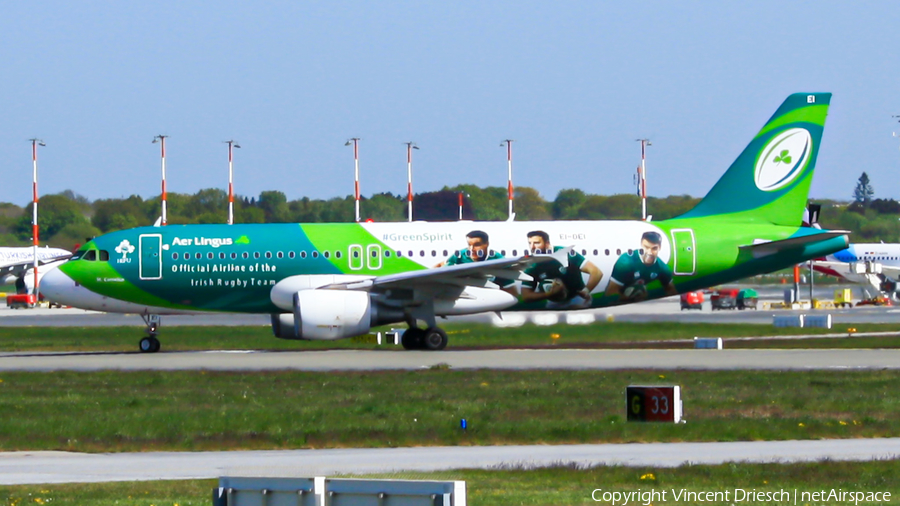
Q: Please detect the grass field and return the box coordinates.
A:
[1,368,898,452]
[1,321,899,352]
[2,460,898,506]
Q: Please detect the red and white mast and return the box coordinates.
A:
[29,138,45,299]
[636,138,651,221]
[404,142,419,222]
[458,191,464,221]
[224,140,240,225]
[153,135,169,225]
[501,139,514,220]
[346,138,361,222]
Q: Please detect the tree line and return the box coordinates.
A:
[1,175,898,249]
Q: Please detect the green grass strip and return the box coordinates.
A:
[1,369,898,452]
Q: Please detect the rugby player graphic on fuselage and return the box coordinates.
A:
[605,231,677,302]
[436,230,516,294]
[521,230,603,309]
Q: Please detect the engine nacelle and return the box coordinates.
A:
[270,274,374,310]
[272,289,375,340]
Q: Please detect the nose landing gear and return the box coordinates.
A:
[139,314,161,353]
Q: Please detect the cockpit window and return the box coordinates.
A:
[83,250,97,261]
[99,250,110,262]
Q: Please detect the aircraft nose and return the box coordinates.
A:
[40,267,76,305]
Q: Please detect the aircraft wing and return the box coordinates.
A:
[0,252,72,279]
[740,231,850,256]
[319,254,563,291]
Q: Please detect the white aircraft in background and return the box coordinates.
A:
[0,246,72,294]
[804,205,900,295]
[814,243,900,295]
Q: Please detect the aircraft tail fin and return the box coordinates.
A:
[675,93,831,226]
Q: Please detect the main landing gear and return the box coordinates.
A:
[401,326,448,351]
[139,314,161,353]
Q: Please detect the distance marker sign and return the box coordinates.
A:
[627,385,683,423]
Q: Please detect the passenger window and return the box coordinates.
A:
[219,252,226,259]
[172,253,179,260]
[324,251,330,259]
[616,249,621,255]
[208,252,214,259]
[231,252,237,259]
[593,249,598,256]
[605,249,610,256]
[288,251,295,259]
[312,251,319,258]
[385,250,391,258]
[242,252,249,259]
[184,253,191,260]
[396,251,403,257]
[277,251,283,259]
[195,253,202,260]
[300,251,307,258]
[253,252,260,259]
[512,249,518,256]
[265,251,272,259]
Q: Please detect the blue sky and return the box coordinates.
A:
[2,1,899,207]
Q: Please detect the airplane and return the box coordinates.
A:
[41,93,849,353]
[0,246,73,294]
[801,205,900,296]
[813,243,900,296]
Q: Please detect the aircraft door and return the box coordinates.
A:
[139,234,163,280]
[366,244,382,270]
[348,244,363,271]
[670,229,696,276]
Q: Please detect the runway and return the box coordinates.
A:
[2,438,898,485]
[1,348,900,372]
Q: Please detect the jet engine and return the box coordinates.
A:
[271,289,404,340]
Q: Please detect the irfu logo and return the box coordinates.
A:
[115,239,135,263]
[773,150,792,165]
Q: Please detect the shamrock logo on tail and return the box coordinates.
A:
[773,149,792,165]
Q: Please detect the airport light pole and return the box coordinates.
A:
[224,140,240,225]
[345,138,361,222]
[152,135,169,226]
[29,138,45,300]
[405,142,419,222]
[636,138,651,221]
[501,140,514,220]
[893,116,900,151]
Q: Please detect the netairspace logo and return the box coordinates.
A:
[590,488,892,505]
[754,128,813,192]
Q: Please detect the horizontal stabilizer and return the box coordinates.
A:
[740,231,850,256]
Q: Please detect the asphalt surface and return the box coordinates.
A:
[2,348,900,372]
[3,439,899,485]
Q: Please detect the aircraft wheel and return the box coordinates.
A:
[401,328,425,350]
[423,327,448,351]
[139,337,161,353]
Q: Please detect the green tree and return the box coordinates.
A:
[513,186,551,220]
[15,195,91,242]
[552,189,586,219]
[853,172,874,206]
[258,191,291,223]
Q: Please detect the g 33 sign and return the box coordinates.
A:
[626,385,683,423]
